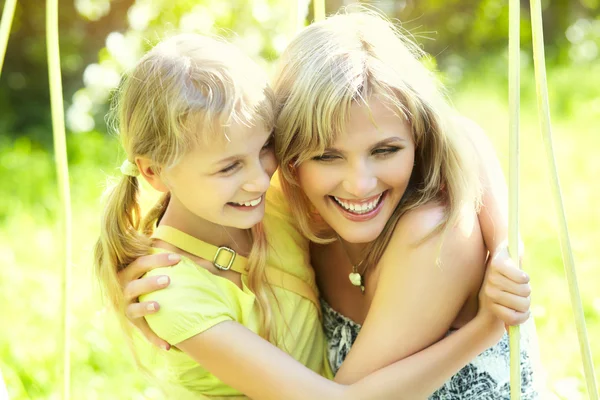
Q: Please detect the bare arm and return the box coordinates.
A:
[461,118,530,325]
[460,117,509,252]
[332,203,498,395]
[176,312,502,400]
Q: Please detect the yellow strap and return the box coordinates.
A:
[153,226,248,274]
[152,226,321,313]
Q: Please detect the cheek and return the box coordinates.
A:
[383,155,414,187]
[297,164,328,200]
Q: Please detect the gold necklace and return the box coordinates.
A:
[338,237,368,294]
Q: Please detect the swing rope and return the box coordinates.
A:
[508,0,521,397]
[529,0,599,398]
[46,0,72,398]
[0,0,17,79]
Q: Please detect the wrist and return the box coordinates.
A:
[472,314,505,345]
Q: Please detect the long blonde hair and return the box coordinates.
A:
[94,34,276,341]
[273,10,481,269]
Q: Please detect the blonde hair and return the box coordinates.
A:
[94,34,276,342]
[274,10,481,269]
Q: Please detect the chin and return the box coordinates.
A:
[233,216,264,230]
[336,226,384,244]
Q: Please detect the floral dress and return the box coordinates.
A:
[321,299,540,399]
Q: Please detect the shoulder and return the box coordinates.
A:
[452,115,482,130]
[141,251,242,308]
[141,252,248,345]
[451,115,493,150]
[382,202,485,279]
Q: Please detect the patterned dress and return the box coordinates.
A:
[321,299,540,399]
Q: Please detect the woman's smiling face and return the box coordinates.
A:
[296,98,415,244]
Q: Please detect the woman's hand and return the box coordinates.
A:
[478,243,531,327]
[118,252,180,350]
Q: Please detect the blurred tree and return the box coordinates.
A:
[67,0,297,134]
[0,0,597,143]
[0,0,134,146]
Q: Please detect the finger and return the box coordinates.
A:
[134,318,171,351]
[489,256,529,284]
[489,274,531,297]
[491,303,530,326]
[487,288,531,313]
[118,253,180,286]
[124,275,171,302]
[126,301,160,320]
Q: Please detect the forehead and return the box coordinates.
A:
[188,119,269,161]
[331,97,412,147]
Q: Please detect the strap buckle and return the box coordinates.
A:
[213,246,236,271]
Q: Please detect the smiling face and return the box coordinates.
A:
[160,120,277,232]
[296,98,415,244]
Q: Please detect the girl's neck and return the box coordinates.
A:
[158,200,253,256]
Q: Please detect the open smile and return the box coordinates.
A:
[329,191,387,221]
[227,195,264,210]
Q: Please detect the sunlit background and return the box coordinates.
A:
[0,0,599,398]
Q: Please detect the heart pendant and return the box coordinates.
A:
[349,272,362,287]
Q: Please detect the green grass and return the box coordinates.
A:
[1,61,598,399]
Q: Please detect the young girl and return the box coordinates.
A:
[102,29,533,399]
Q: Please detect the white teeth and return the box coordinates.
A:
[333,193,383,214]
[234,196,263,207]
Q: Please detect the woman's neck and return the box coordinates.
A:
[158,200,253,256]
[338,238,370,266]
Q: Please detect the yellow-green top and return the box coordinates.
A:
[140,185,332,397]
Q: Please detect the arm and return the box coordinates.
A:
[460,117,509,253]
[333,203,493,392]
[461,118,529,325]
[176,312,502,400]
[172,223,507,400]
[118,229,527,399]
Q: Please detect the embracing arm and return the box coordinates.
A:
[176,311,501,400]
[461,118,509,252]
[332,204,502,396]
[461,118,530,325]
[148,209,517,400]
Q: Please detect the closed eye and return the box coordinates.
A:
[311,153,340,162]
[219,161,241,174]
[372,147,401,157]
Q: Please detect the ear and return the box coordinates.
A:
[135,156,169,192]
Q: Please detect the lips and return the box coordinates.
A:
[227,195,264,210]
[332,192,383,214]
[329,191,387,222]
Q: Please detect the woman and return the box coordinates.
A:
[117,10,536,399]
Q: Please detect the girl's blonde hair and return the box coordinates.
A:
[94,34,276,342]
[273,10,481,269]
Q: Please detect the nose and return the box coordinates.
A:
[342,160,377,198]
[242,159,271,194]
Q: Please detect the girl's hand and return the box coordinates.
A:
[478,243,531,327]
[118,253,180,350]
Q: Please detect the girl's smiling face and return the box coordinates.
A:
[296,98,415,244]
[160,120,277,231]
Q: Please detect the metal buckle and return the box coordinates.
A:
[213,246,236,271]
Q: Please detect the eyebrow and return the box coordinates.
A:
[324,136,408,153]
[214,132,274,165]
